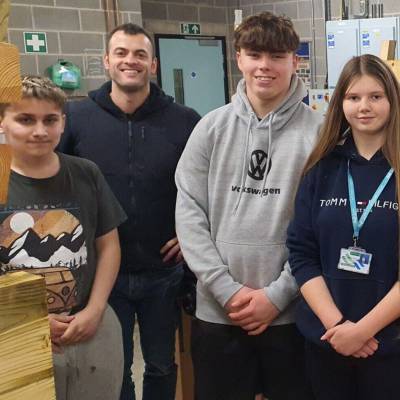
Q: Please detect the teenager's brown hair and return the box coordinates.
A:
[0,75,66,117]
[234,12,299,53]
[303,54,400,176]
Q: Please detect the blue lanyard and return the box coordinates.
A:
[347,160,394,247]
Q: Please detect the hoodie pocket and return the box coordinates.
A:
[215,239,289,288]
[323,270,387,322]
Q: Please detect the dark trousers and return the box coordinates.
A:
[191,319,314,400]
[306,341,400,400]
[109,265,184,400]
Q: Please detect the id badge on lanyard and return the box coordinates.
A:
[338,247,372,275]
[337,161,394,275]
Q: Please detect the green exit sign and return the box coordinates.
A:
[180,23,201,35]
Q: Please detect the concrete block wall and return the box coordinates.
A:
[8,0,142,96]
[140,0,233,91]
[7,0,400,97]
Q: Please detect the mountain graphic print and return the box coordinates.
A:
[0,209,87,313]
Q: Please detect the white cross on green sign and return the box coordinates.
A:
[24,32,47,53]
[180,23,201,35]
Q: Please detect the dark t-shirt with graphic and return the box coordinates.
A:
[0,153,126,313]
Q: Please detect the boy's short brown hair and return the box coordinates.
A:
[0,75,66,117]
[234,12,299,53]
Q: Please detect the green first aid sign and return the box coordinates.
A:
[24,32,47,53]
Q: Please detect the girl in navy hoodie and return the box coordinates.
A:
[287,54,400,400]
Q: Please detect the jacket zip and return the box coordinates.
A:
[128,120,135,210]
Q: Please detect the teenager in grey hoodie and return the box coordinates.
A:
[176,12,322,400]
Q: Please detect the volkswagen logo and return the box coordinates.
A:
[248,150,271,180]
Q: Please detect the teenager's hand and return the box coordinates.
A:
[59,306,104,345]
[51,341,64,354]
[352,337,379,358]
[224,286,254,314]
[160,237,183,263]
[228,289,280,335]
[48,313,75,352]
[321,320,370,356]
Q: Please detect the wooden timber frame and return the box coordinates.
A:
[380,40,400,81]
[0,271,56,399]
[0,0,9,43]
[0,40,55,399]
[175,311,194,400]
[0,42,21,204]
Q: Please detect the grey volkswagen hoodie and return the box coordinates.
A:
[175,76,323,325]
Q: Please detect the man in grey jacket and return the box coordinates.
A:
[175,12,322,400]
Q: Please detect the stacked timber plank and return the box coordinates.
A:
[0,271,56,400]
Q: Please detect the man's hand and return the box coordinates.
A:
[228,289,280,335]
[59,306,104,346]
[321,320,375,357]
[160,237,183,263]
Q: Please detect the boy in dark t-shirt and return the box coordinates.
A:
[0,76,127,400]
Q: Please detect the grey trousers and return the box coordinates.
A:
[53,305,124,400]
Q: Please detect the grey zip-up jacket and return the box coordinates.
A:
[175,76,323,325]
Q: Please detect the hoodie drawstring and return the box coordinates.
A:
[233,112,254,214]
[261,113,274,197]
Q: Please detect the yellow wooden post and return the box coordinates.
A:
[380,40,400,81]
[0,42,21,204]
[0,271,56,399]
[0,42,22,103]
[0,42,56,400]
[0,0,10,43]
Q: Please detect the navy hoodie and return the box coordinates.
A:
[59,81,201,272]
[287,135,400,354]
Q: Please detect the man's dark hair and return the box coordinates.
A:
[106,23,155,55]
[234,12,299,53]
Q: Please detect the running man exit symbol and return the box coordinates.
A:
[180,23,201,35]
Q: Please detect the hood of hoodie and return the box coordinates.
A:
[232,74,307,130]
[88,80,173,120]
[230,75,309,213]
[332,131,387,166]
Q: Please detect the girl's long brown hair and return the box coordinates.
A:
[304,54,400,178]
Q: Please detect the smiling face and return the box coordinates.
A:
[104,31,157,95]
[0,98,64,162]
[236,48,297,116]
[343,74,390,141]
